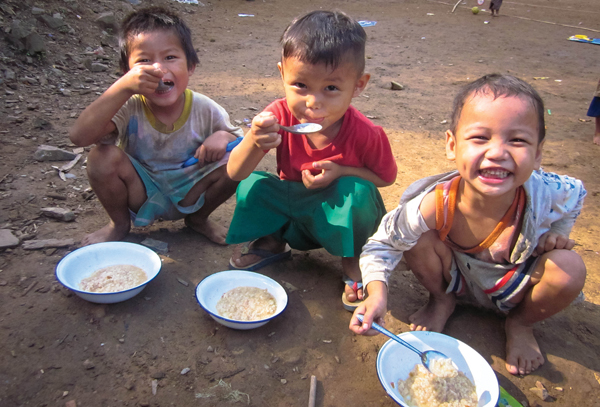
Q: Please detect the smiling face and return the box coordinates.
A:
[127,29,195,109]
[278,56,369,138]
[446,92,543,199]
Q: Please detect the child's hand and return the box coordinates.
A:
[120,64,164,96]
[194,131,231,166]
[533,231,575,256]
[301,160,341,189]
[248,112,281,150]
[349,281,388,336]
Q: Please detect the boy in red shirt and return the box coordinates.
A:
[226,10,397,310]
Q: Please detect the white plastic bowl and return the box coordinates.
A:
[377,331,499,407]
[196,270,288,330]
[55,242,162,304]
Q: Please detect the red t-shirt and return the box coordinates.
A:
[265,99,397,183]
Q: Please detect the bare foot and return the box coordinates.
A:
[409,294,455,332]
[594,134,600,145]
[504,317,544,375]
[81,223,129,247]
[230,237,287,268]
[185,216,228,245]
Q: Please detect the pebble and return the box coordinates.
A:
[40,207,75,222]
[181,367,191,375]
[207,346,214,352]
[83,359,95,370]
[280,379,287,384]
[0,229,19,249]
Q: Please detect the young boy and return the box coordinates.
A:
[226,10,397,310]
[350,74,587,376]
[586,78,600,145]
[490,0,503,16]
[69,7,242,246]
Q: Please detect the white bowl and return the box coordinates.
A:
[195,270,288,330]
[377,331,499,407]
[55,242,162,304]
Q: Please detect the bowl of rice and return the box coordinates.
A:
[377,331,499,407]
[55,242,162,304]
[195,270,288,330]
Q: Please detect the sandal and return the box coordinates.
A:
[229,239,291,271]
[341,276,364,312]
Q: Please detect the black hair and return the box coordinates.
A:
[118,7,199,72]
[450,73,546,143]
[280,10,366,74]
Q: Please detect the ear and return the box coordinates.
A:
[534,139,544,170]
[188,64,196,76]
[352,73,370,98]
[446,130,457,161]
[278,61,284,79]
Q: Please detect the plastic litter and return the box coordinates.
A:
[358,21,377,27]
[238,13,255,17]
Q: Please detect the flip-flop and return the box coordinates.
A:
[341,276,364,312]
[229,240,292,271]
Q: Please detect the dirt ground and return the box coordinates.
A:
[1,0,599,406]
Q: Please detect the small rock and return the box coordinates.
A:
[65,400,77,407]
[95,12,119,32]
[151,371,166,380]
[31,7,45,15]
[176,277,189,287]
[41,207,75,222]
[125,382,135,390]
[181,367,191,375]
[34,145,77,161]
[141,238,168,254]
[280,379,287,384]
[26,33,46,54]
[555,387,563,391]
[529,381,551,401]
[83,359,95,370]
[390,81,404,90]
[90,63,109,72]
[207,346,214,352]
[22,238,75,250]
[151,379,158,395]
[0,229,20,249]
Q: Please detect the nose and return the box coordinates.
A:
[305,93,321,110]
[152,62,167,74]
[485,139,508,160]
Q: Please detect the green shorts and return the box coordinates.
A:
[226,171,387,257]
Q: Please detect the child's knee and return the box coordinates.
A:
[538,250,586,291]
[405,230,452,275]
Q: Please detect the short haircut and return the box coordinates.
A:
[281,10,366,75]
[118,7,199,72]
[450,74,546,143]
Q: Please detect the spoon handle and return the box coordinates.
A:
[356,314,423,356]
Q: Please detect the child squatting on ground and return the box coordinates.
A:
[350,74,587,376]
[225,10,397,310]
[69,7,242,247]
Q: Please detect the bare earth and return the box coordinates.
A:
[1,0,599,406]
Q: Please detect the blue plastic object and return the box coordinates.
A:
[182,137,242,168]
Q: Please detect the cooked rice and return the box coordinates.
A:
[216,286,277,321]
[79,264,147,293]
[397,359,477,407]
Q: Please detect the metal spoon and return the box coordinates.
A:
[280,123,322,134]
[356,314,451,374]
[156,79,172,92]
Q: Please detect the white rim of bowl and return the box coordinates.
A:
[54,242,161,296]
[195,270,288,325]
[376,332,499,407]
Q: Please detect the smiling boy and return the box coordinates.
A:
[351,74,587,376]
[69,7,242,246]
[226,10,397,310]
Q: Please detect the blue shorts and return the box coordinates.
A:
[587,96,600,117]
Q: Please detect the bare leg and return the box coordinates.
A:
[81,145,146,246]
[182,165,239,245]
[593,117,600,145]
[342,256,363,302]
[504,250,586,375]
[404,230,455,332]
[230,235,288,267]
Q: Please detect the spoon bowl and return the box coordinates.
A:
[156,79,172,93]
[280,123,322,134]
[356,314,451,374]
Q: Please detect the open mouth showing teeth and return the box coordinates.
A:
[480,169,509,178]
[156,80,174,93]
